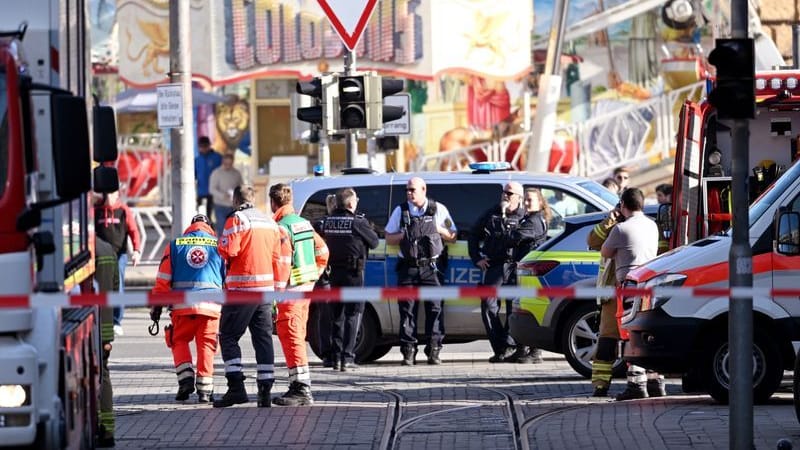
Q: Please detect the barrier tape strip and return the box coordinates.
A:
[1,286,799,308]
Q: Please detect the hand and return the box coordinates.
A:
[131,250,141,266]
[476,259,490,270]
[149,306,162,322]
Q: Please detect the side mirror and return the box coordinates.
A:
[51,94,91,200]
[93,165,119,194]
[93,105,118,162]
[775,211,800,255]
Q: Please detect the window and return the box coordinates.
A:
[412,183,503,240]
[300,185,390,237]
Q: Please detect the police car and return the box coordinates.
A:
[509,204,658,378]
[291,163,619,362]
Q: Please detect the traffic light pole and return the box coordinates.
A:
[169,0,196,238]
[729,0,753,447]
[344,50,359,168]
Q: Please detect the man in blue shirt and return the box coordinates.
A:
[195,136,222,226]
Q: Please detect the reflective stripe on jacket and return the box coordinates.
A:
[219,205,292,290]
[274,205,329,288]
[152,222,225,317]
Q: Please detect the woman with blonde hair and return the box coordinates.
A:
[506,187,551,364]
[515,188,551,257]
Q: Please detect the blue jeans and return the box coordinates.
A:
[213,205,234,236]
[113,253,127,326]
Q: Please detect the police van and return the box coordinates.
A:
[291,165,618,362]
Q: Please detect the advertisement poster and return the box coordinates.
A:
[117,0,533,87]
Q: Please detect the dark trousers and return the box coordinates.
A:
[218,303,274,384]
[314,279,334,362]
[330,267,365,363]
[396,260,444,350]
[480,263,517,354]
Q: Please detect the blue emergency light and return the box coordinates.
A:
[469,161,512,173]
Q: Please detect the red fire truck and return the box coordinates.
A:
[0,1,118,447]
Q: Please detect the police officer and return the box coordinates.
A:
[321,188,379,370]
[385,177,457,366]
[469,181,530,363]
[313,194,338,368]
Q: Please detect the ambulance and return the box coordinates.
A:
[622,69,800,403]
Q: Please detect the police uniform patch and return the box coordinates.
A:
[186,246,209,269]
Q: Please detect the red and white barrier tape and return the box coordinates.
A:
[0,286,799,308]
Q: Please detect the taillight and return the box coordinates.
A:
[516,260,559,276]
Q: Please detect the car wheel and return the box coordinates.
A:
[560,302,625,379]
[368,344,393,362]
[701,330,783,404]
[354,309,379,363]
[794,348,800,424]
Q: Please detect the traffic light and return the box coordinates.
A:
[380,77,405,124]
[296,77,324,125]
[338,75,368,129]
[707,38,755,120]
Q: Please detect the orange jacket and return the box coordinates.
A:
[273,204,329,289]
[219,205,292,290]
[152,221,222,318]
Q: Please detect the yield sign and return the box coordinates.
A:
[317,0,378,51]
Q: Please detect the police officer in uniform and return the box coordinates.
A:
[385,177,457,366]
[469,182,531,363]
[321,188,379,370]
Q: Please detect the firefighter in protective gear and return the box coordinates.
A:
[150,214,225,403]
[269,183,329,406]
[214,185,292,408]
[385,177,457,366]
[95,237,118,448]
[588,206,621,397]
[320,188,379,370]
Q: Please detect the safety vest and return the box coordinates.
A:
[171,232,225,291]
[279,213,319,286]
[399,200,444,261]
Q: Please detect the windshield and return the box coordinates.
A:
[577,180,618,208]
[749,158,800,225]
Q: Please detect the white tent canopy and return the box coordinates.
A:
[114,87,228,113]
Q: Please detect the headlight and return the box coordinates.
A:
[642,274,687,310]
[0,385,28,408]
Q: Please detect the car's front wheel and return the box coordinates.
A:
[560,302,626,379]
[701,330,783,404]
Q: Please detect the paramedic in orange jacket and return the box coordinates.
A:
[269,183,329,406]
[150,214,224,403]
[213,185,293,408]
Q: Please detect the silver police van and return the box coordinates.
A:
[291,166,618,362]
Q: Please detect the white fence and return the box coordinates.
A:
[413,82,706,179]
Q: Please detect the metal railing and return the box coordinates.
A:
[414,81,706,179]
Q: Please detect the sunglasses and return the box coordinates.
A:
[503,190,517,196]
[406,187,416,192]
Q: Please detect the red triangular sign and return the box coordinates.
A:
[317,0,378,51]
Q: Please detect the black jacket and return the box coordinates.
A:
[468,204,526,265]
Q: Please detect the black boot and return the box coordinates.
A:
[401,345,417,366]
[647,374,667,397]
[272,381,314,406]
[615,382,649,401]
[175,377,195,401]
[212,373,248,408]
[427,347,441,365]
[257,382,272,408]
